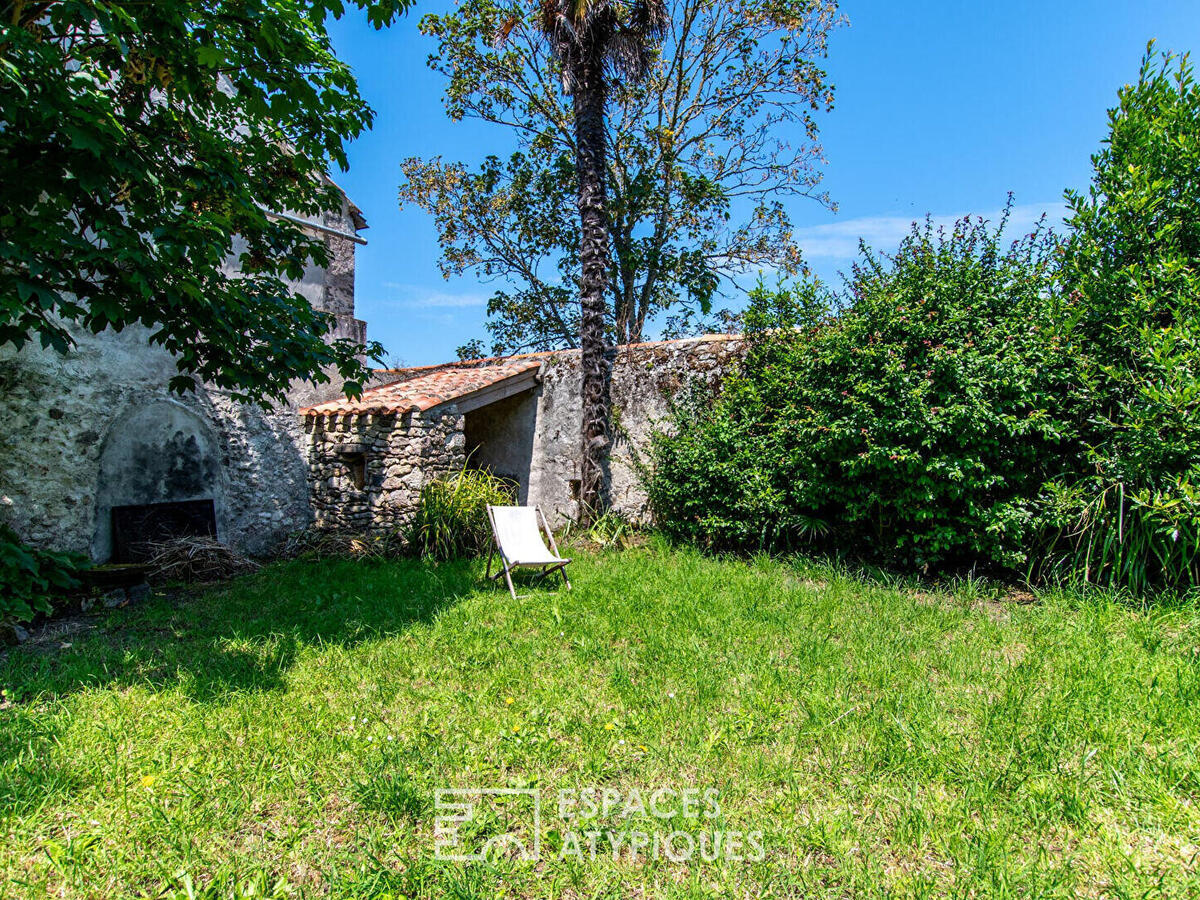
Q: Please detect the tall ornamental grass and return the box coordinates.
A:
[406,468,514,560]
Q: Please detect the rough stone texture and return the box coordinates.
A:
[101,588,128,609]
[2,623,31,645]
[322,232,357,320]
[0,326,327,558]
[0,196,366,560]
[305,408,465,533]
[526,336,744,524]
[306,335,745,532]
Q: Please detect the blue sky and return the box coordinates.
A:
[327,1,1200,366]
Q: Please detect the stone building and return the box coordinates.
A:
[0,193,368,561]
[302,334,746,530]
[2,191,747,562]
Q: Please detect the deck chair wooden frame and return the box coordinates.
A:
[485,504,572,600]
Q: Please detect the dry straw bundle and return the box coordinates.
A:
[280,529,406,561]
[141,537,259,584]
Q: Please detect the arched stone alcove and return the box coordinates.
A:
[92,399,226,561]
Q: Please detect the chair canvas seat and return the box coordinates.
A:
[486,505,572,598]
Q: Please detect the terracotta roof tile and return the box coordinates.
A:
[301,333,743,418]
[302,359,541,417]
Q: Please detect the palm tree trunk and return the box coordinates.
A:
[573,57,611,524]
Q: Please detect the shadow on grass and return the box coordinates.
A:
[0,555,481,704]
[0,555,484,826]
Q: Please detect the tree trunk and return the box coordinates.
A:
[573,58,611,524]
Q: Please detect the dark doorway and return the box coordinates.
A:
[463,388,538,503]
[111,499,218,563]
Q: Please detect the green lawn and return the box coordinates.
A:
[1,542,1198,899]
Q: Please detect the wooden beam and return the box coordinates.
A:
[430,369,541,415]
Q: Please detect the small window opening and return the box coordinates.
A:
[342,452,366,490]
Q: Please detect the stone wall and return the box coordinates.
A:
[0,196,366,560]
[526,335,744,525]
[303,335,745,534]
[0,327,318,558]
[305,408,465,533]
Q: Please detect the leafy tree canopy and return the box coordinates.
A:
[402,0,842,355]
[0,0,412,404]
[1062,44,1200,362]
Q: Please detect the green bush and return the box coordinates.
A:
[1,524,90,624]
[406,469,515,560]
[559,508,637,550]
[650,48,1200,594]
[648,212,1086,572]
[1044,46,1200,593]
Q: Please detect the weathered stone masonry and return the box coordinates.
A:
[303,334,746,532]
[0,193,368,560]
[528,334,745,524]
[305,408,464,532]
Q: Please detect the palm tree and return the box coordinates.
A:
[519,0,667,522]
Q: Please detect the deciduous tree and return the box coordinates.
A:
[402,0,841,354]
[0,0,412,405]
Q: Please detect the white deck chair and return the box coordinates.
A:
[485,505,572,599]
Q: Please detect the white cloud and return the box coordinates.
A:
[378,282,489,309]
[793,202,1070,261]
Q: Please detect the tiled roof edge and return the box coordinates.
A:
[299,360,543,417]
[374,333,743,381]
[299,333,743,417]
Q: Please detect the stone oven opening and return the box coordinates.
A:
[93,400,225,562]
[111,499,218,563]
